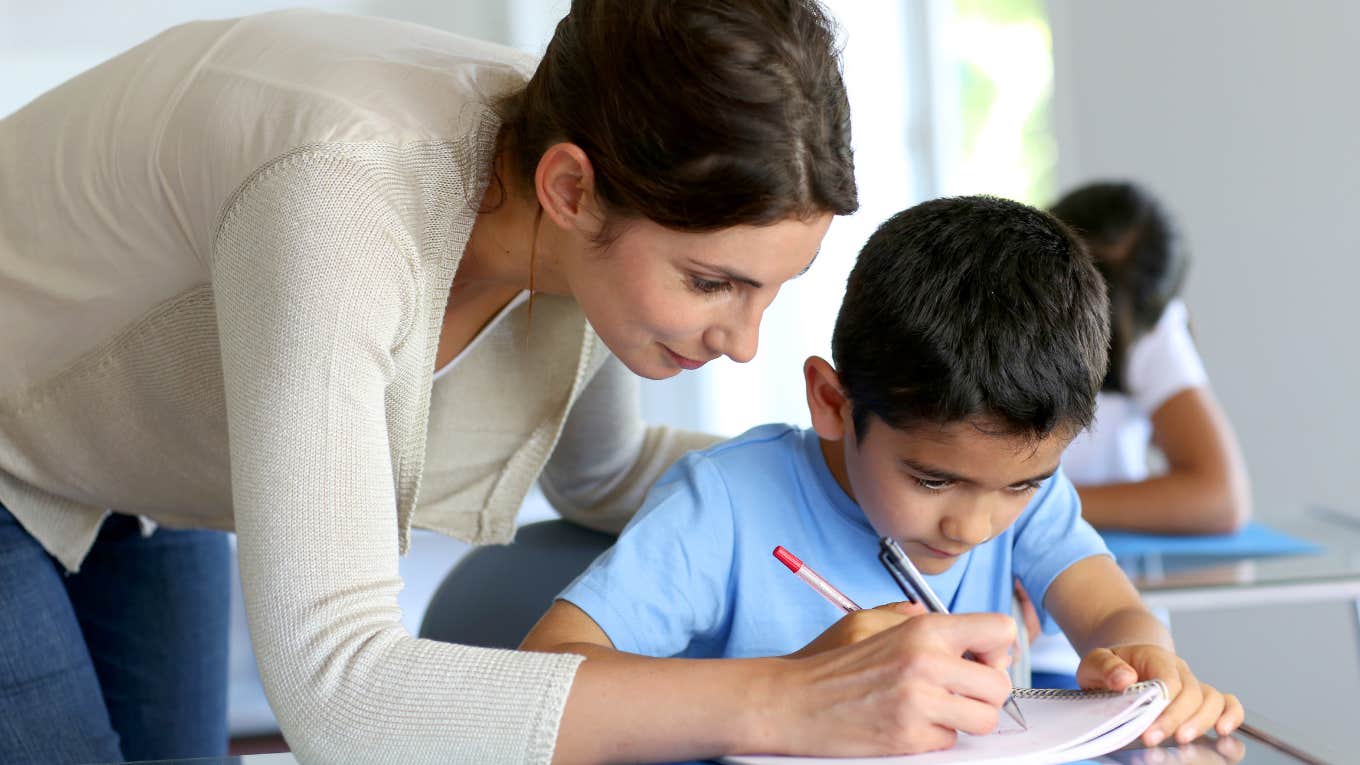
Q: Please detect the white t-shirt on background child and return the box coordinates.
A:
[1031,299,1208,677]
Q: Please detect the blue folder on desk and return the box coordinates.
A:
[1099,521,1322,560]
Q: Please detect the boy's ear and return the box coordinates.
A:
[805,356,851,441]
[534,142,604,236]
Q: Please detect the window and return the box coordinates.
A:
[935,0,1057,205]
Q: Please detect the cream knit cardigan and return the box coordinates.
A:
[0,10,714,763]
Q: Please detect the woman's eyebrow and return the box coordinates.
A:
[695,248,819,289]
[710,267,763,289]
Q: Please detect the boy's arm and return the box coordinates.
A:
[522,600,616,653]
[1044,555,1171,658]
[1045,556,1243,746]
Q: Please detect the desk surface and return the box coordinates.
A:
[1124,507,1360,611]
[121,724,1337,765]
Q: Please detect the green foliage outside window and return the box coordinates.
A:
[945,0,1056,205]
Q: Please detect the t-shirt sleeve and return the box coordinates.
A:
[556,451,735,657]
[1125,299,1210,414]
[1011,469,1112,634]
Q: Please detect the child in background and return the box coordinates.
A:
[1027,181,1254,688]
[522,196,1243,756]
[1053,180,1251,534]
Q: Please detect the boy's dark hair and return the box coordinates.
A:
[831,196,1110,442]
[1049,181,1187,394]
[498,0,858,237]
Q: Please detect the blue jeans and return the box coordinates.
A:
[0,503,230,764]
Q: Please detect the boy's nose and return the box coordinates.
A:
[942,509,993,547]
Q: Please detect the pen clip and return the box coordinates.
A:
[877,537,948,612]
[878,547,921,605]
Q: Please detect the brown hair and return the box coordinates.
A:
[1049,181,1188,394]
[499,0,859,236]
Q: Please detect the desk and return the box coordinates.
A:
[1116,508,1360,761]
[121,720,1338,765]
[1123,508,1360,613]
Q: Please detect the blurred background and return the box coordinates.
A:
[5,0,1358,755]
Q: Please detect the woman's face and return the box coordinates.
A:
[565,214,834,380]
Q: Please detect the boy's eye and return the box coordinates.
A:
[1009,481,1043,494]
[688,275,732,294]
[916,478,953,491]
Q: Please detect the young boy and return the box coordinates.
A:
[522,196,1242,749]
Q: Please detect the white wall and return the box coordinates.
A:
[1049,0,1360,519]
[1049,1,1360,756]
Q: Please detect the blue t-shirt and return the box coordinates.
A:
[559,424,1110,659]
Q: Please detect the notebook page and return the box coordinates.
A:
[723,681,1169,765]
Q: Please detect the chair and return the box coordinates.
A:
[419,519,615,648]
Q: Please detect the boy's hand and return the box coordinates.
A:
[788,601,928,659]
[1077,645,1244,747]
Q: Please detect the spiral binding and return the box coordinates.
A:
[1015,680,1163,700]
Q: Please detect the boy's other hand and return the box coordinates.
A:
[788,601,927,659]
[1076,645,1244,747]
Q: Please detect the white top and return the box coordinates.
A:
[432,291,530,382]
[1062,300,1209,485]
[1033,299,1207,675]
[0,11,716,763]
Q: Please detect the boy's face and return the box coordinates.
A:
[836,417,1071,574]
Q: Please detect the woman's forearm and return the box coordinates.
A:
[551,645,782,765]
[543,611,1023,764]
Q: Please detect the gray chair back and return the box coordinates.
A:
[419,520,614,648]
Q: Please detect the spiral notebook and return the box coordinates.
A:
[722,680,1169,765]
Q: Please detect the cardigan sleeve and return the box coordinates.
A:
[539,353,722,533]
[212,152,583,765]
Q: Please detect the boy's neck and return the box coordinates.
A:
[817,436,857,504]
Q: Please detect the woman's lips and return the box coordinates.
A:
[665,346,707,370]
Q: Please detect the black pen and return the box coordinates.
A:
[878,536,1029,731]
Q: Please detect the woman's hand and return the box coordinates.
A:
[787,601,926,659]
[754,612,1018,757]
[1076,644,1244,747]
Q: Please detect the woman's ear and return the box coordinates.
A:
[534,142,603,236]
[805,356,851,441]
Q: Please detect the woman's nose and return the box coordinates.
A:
[711,304,762,364]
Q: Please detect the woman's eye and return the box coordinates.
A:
[689,275,731,294]
[916,478,953,492]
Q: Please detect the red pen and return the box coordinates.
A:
[773,545,861,613]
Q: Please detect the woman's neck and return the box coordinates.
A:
[459,159,570,296]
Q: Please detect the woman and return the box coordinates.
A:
[0,2,1018,764]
